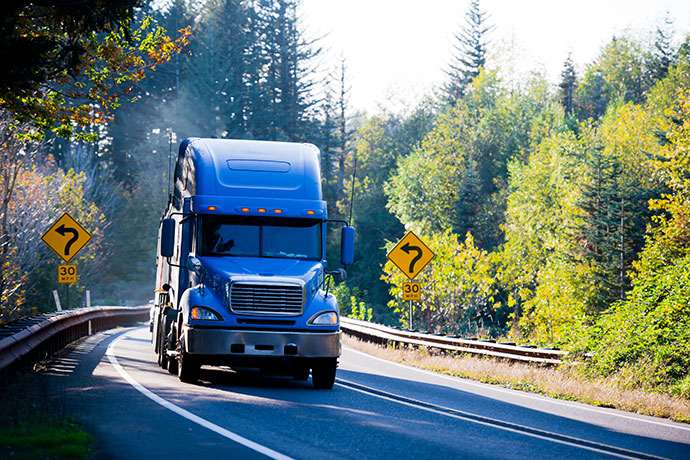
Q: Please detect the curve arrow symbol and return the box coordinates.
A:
[56,224,79,256]
[401,242,423,274]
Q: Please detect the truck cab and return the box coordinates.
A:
[151,138,354,389]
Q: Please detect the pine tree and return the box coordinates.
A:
[575,68,607,122]
[453,160,482,239]
[650,13,676,82]
[576,148,658,310]
[443,0,493,105]
[211,0,256,138]
[577,147,621,310]
[559,54,577,117]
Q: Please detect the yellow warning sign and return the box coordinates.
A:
[58,265,77,283]
[402,282,421,301]
[41,213,92,263]
[387,231,435,280]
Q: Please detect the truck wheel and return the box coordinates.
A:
[177,349,200,384]
[157,317,169,370]
[311,358,337,389]
[167,322,178,375]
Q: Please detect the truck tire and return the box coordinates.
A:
[157,317,169,370]
[311,358,337,389]
[177,349,200,383]
[167,321,178,375]
[176,316,199,383]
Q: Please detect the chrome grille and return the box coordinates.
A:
[229,282,304,316]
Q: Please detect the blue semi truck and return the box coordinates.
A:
[151,138,354,389]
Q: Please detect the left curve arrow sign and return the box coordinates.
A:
[401,242,423,274]
[56,224,79,256]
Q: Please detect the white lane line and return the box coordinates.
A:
[106,329,294,460]
[343,345,690,433]
[336,378,667,460]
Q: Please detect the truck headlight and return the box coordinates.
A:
[190,306,222,321]
[308,311,338,325]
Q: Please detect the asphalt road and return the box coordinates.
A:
[43,326,690,459]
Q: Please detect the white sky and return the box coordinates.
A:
[300,0,690,114]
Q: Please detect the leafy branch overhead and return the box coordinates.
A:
[0,0,190,139]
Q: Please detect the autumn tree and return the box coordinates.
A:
[582,90,690,392]
[0,1,190,140]
[383,230,499,335]
[387,71,562,251]
[340,104,436,316]
[0,0,140,102]
[0,111,42,317]
[500,129,590,343]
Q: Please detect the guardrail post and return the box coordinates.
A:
[52,290,62,311]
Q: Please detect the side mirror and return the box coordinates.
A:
[341,226,355,266]
[187,256,203,274]
[330,268,347,284]
[160,218,175,258]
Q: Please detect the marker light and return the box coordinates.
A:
[241,207,250,212]
[306,210,315,215]
[207,206,217,211]
[273,209,283,214]
[258,208,266,213]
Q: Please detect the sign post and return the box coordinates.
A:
[387,231,435,329]
[42,213,92,309]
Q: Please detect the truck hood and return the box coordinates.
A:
[197,255,323,292]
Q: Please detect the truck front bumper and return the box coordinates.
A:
[183,326,341,358]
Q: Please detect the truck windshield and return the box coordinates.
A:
[199,215,321,260]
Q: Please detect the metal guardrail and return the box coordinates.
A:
[0,306,149,373]
[0,308,564,372]
[340,317,566,365]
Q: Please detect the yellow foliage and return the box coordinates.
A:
[383,229,498,334]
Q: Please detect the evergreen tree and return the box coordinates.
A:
[650,13,676,82]
[318,57,350,211]
[452,160,482,238]
[576,147,657,310]
[198,0,256,138]
[335,58,351,206]
[443,0,492,105]
[252,0,320,141]
[559,54,577,117]
[575,68,607,122]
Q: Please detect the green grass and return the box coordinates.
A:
[0,346,93,459]
[0,419,92,459]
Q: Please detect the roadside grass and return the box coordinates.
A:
[0,419,92,460]
[342,335,690,424]
[0,354,92,459]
